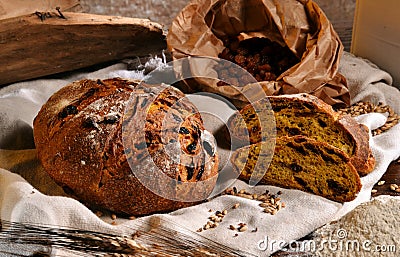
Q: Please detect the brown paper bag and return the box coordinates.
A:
[167,0,350,107]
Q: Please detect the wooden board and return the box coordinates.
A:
[0,11,166,86]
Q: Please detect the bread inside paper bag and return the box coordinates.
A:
[167,0,350,108]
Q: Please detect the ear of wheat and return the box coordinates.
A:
[0,218,255,257]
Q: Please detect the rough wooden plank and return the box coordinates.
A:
[0,11,166,86]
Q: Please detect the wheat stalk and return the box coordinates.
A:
[0,218,255,257]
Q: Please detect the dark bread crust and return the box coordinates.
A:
[231,136,362,203]
[33,78,218,216]
[228,93,375,175]
[337,115,375,176]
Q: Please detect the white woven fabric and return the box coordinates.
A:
[0,52,399,256]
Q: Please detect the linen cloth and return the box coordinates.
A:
[0,52,399,256]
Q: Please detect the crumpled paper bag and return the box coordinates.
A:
[167,0,350,107]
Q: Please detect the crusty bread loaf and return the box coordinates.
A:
[231,136,362,203]
[33,78,219,216]
[227,93,375,176]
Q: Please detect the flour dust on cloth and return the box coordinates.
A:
[0,52,399,256]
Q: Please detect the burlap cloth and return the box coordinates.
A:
[0,52,399,256]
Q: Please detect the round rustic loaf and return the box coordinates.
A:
[33,78,219,216]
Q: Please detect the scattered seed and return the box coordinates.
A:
[199,207,229,232]
[371,189,378,193]
[226,190,234,195]
[237,193,253,199]
[111,214,117,220]
[129,216,136,220]
[252,228,258,232]
[338,101,400,136]
[232,203,240,209]
[378,180,385,186]
[390,184,399,191]
[222,188,285,215]
[229,225,236,230]
[257,195,268,201]
[238,225,248,232]
[396,188,400,193]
